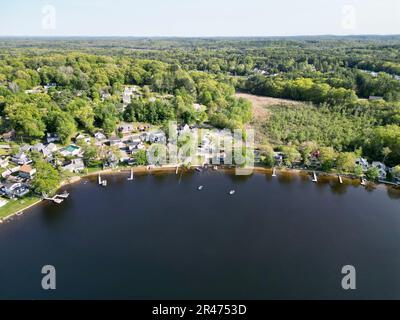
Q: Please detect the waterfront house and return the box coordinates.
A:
[0,182,29,198]
[372,162,388,180]
[355,157,369,171]
[62,158,85,173]
[19,164,36,179]
[46,133,61,144]
[11,152,32,165]
[60,145,81,157]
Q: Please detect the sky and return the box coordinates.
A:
[0,0,399,37]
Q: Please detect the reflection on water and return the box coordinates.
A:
[0,171,399,300]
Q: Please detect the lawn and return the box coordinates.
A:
[0,195,41,219]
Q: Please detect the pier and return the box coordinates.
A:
[312,172,318,183]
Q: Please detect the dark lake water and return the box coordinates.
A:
[0,171,400,300]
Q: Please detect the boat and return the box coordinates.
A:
[198,186,204,191]
[229,190,235,195]
[16,211,24,216]
[195,167,202,172]
[312,172,318,183]
[361,178,367,186]
[102,180,108,187]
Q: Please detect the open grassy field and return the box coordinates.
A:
[0,195,41,220]
[236,92,305,147]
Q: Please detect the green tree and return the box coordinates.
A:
[366,167,380,181]
[319,147,337,171]
[32,159,61,196]
[133,149,148,166]
[336,152,356,173]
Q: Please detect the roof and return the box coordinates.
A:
[20,164,34,173]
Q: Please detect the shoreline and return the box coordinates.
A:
[1,165,398,222]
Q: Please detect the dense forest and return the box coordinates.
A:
[0,36,400,171]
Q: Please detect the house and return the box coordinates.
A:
[104,152,119,168]
[11,152,32,165]
[25,87,43,94]
[46,133,60,144]
[369,96,384,101]
[274,152,284,165]
[62,158,85,173]
[149,132,166,144]
[372,162,387,180]
[355,157,369,171]
[60,145,81,157]
[178,124,191,135]
[2,130,15,142]
[127,140,145,153]
[75,133,91,144]
[19,164,36,179]
[94,132,107,141]
[42,143,58,158]
[0,182,29,198]
[118,123,135,135]
[109,137,123,147]
[0,157,9,168]
[30,143,45,153]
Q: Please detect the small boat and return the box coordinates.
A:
[195,167,202,172]
[16,211,24,216]
[361,178,367,186]
[338,176,343,184]
[198,186,204,191]
[272,168,277,177]
[102,180,108,187]
[229,190,236,195]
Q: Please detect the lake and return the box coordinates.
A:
[0,170,400,299]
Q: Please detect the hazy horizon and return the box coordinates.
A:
[1,0,399,37]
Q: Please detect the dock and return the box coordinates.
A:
[127,169,134,181]
[312,172,318,183]
[272,168,277,177]
[338,175,343,184]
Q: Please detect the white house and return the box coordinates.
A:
[11,152,32,165]
[42,143,58,158]
[372,162,387,180]
[62,158,85,173]
[47,133,60,144]
[94,132,107,141]
[355,157,369,171]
